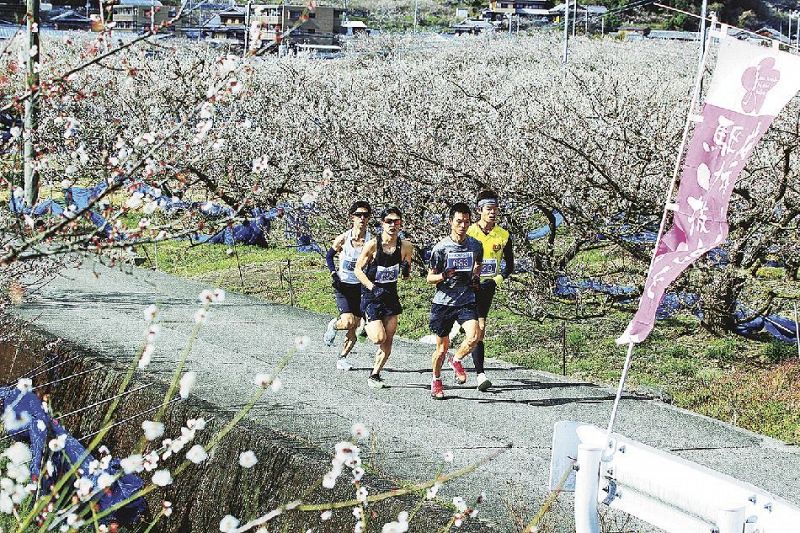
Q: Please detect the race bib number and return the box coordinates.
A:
[341,259,357,272]
[446,251,474,272]
[480,259,497,276]
[375,264,399,283]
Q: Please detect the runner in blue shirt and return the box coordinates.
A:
[426,203,483,399]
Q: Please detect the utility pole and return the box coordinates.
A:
[23,0,40,207]
[572,0,576,37]
[698,0,708,64]
[562,0,569,63]
[243,0,251,56]
[413,0,418,32]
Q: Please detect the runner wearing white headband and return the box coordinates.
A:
[466,189,514,392]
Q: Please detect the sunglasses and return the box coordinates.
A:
[352,212,370,218]
[383,218,402,226]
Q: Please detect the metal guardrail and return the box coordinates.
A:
[551,422,800,533]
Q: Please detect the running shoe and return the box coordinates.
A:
[448,355,467,384]
[323,318,338,346]
[431,378,444,400]
[367,374,385,389]
[336,358,352,371]
[476,373,492,392]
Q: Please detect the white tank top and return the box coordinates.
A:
[339,229,371,285]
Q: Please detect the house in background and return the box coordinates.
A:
[484,0,552,23]
[49,9,91,30]
[111,0,168,32]
[451,18,494,35]
[341,19,367,36]
[752,26,790,44]
[199,4,346,50]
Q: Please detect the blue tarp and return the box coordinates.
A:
[0,386,147,525]
[527,211,565,241]
[554,275,797,343]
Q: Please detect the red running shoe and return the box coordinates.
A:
[431,378,444,400]
[448,355,467,384]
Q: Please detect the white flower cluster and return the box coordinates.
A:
[140,304,160,369]
[195,288,225,324]
[322,440,363,491]
[0,442,34,514]
[252,373,282,392]
[381,511,409,533]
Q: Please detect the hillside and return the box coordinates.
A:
[341,0,800,31]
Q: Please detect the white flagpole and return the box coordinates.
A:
[606,1,712,444]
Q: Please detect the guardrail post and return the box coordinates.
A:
[575,443,602,533]
[717,507,745,533]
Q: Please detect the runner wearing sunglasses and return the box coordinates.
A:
[466,189,514,392]
[427,203,484,399]
[324,201,373,370]
[354,207,414,389]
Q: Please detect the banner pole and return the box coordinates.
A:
[646,13,713,275]
[606,341,635,441]
[608,14,715,443]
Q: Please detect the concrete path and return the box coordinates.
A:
[12,259,800,531]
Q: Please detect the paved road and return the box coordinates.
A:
[12,259,800,531]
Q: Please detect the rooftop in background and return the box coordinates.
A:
[549,3,608,15]
[116,0,163,5]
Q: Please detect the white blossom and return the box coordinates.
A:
[3,442,31,465]
[141,420,165,441]
[294,336,310,351]
[121,454,144,474]
[219,514,240,532]
[186,445,208,464]
[351,423,369,441]
[16,378,32,393]
[179,371,197,399]
[48,434,67,452]
[152,469,173,487]
[238,450,258,468]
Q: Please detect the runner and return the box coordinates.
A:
[427,203,484,400]
[354,207,414,389]
[466,189,514,392]
[324,201,373,370]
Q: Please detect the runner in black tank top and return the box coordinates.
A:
[355,207,414,390]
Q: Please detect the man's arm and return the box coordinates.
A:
[400,240,414,279]
[355,239,377,290]
[426,246,454,285]
[325,233,346,273]
[500,238,514,280]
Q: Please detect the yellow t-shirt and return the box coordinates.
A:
[467,223,509,278]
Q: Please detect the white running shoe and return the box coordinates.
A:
[323,318,338,346]
[336,358,352,371]
[476,373,492,392]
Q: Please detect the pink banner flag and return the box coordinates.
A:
[618,38,800,345]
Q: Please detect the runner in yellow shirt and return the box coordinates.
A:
[466,189,514,392]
